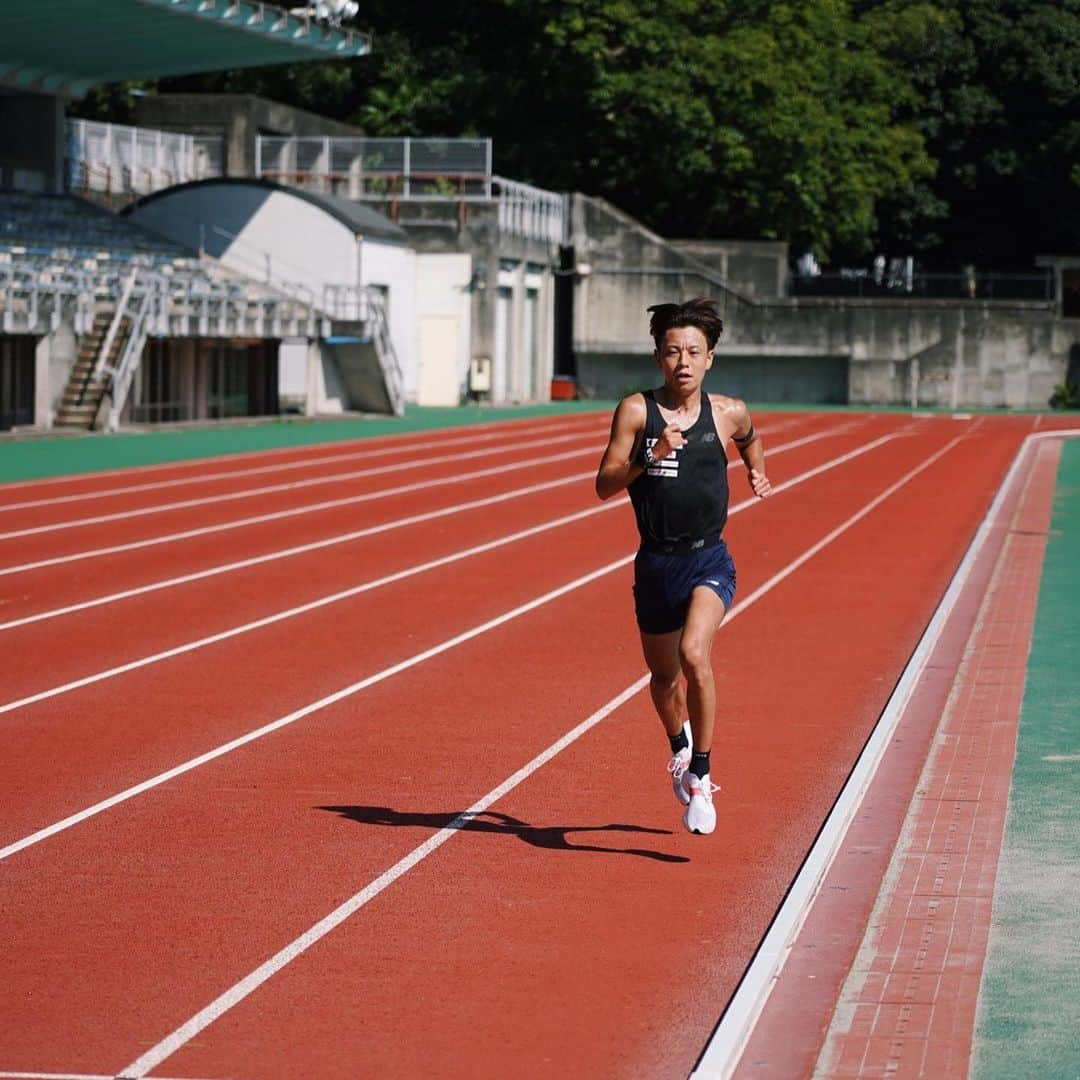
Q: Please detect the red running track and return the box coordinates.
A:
[0,409,1070,1079]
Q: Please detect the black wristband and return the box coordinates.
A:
[733,425,756,447]
[643,444,658,468]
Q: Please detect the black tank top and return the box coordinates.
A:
[628,390,730,553]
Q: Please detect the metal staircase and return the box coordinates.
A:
[53,305,123,429]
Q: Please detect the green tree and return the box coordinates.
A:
[70,0,1078,264]
[861,0,1080,265]
[342,0,935,257]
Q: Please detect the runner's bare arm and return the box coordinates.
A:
[595,395,648,500]
[726,398,772,498]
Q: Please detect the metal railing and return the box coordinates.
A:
[102,276,156,431]
[363,290,404,415]
[255,135,565,244]
[256,136,493,199]
[66,119,224,199]
[495,177,563,245]
[790,270,1055,302]
[0,254,322,339]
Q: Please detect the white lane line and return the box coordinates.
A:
[0,427,892,719]
[0,445,599,577]
[0,429,600,541]
[0,553,631,865]
[0,501,620,722]
[0,411,613,494]
[0,418,857,579]
[116,425,951,1080]
[0,1072,220,1080]
[0,423,854,631]
[0,416,611,513]
[0,473,595,631]
[118,676,653,1078]
[0,425,905,861]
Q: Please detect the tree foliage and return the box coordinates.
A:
[71,0,1079,265]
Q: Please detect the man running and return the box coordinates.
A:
[595,298,771,834]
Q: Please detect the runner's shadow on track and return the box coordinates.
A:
[316,805,690,864]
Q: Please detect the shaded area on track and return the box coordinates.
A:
[317,805,690,864]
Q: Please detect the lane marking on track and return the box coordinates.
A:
[0,418,856,578]
[0,424,906,860]
[115,424,965,1079]
[0,428,608,541]
[0,445,599,577]
[0,1072,221,1080]
[0,411,615,494]
[0,415,612,513]
[0,472,595,630]
[0,423,856,631]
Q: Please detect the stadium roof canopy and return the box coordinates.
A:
[0,0,371,98]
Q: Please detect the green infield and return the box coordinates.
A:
[974,437,1080,1079]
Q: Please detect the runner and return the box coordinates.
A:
[595,298,772,834]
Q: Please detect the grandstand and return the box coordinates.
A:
[0,189,354,429]
[0,0,397,433]
[61,100,566,412]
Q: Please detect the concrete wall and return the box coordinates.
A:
[34,320,77,425]
[305,339,348,415]
[278,337,308,412]
[669,239,789,300]
[368,198,556,405]
[569,194,1077,408]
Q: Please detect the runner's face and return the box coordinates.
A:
[655,326,713,394]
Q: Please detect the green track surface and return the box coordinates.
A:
[974,437,1080,1079]
[0,403,611,483]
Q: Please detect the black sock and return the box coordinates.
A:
[667,728,689,755]
[690,750,711,779]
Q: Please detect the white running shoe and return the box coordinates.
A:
[667,746,692,806]
[683,772,720,835]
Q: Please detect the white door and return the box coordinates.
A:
[417,316,462,406]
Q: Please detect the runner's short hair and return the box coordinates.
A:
[647,297,724,350]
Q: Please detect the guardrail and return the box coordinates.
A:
[67,119,223,200]
[790,270,1055,302]
[255,136,564,244]
[256,136,492,198]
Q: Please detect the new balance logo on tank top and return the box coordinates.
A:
[628,390,730,553]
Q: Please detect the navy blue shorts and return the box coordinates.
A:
[633,541,737,635]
